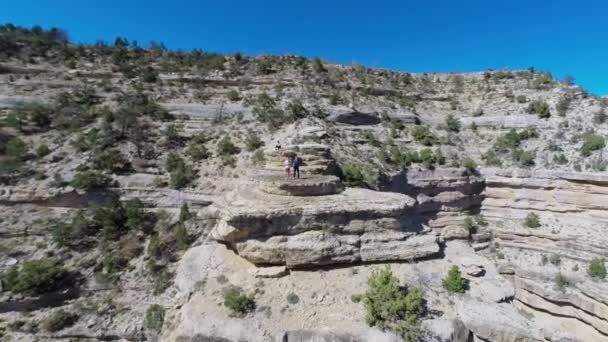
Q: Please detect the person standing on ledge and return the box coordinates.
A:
[284,157,293,178]
[293,155,301,178]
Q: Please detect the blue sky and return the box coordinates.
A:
[3,0,608,94]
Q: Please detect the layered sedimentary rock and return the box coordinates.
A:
[211,185,439,267]
[382,167,486,241]
[255,174,344,196]
[482,169,608,340]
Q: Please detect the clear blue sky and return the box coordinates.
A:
[3,0,608,94]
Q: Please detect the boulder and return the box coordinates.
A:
[455,297,545,342]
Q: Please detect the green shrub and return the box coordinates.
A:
[442,266,467,293]
[411,126,436,146]
[165,152,182,172]
[217,136,240,155]
[175,222,190,250]
[251,93,289,130]
[244,132,264,151]
[524,212,541,228]
[588,258,606,279]
[140,66,158,83]
[36,144,51,158]
[102,251,127,274]
[43,310,78,332]
[5,137,29,161]
[341,162,377,188]
[419,148,436,169]
[445,114,460,132]
[553,153,568,165]
[148,234,161,259]
[312,57,326,73]
[527,100,551,118]
[286,99,307,120]
[144,304,165,332]
[462,158,476,172]
[512,149,535,166]
[593,109,607,124]
[224,287,255,317]
[4,258,66,295]
[6,102,52,131]
[364,266,424,333]
[179,203,192,223]
[162,124,183,147]
[186,143,210,161]
[581,133,605,157]
[556,96,572,116]
[516,95,528,103]
[71,170,112,191]
[463,216,476,233]
[549,253,561,266]
[226,89,241,102]
[52,222,72,247]
[169,162,195,189]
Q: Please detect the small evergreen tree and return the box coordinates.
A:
[179,203,192,223]
[175,222,189,251]
[442,266,467,293]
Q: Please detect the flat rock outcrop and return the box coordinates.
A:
[211,186,439,267]
[255,174,344,196]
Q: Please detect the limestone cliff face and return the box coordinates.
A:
[480,169,608,341]
[210,181,440,267]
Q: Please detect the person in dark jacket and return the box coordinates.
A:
[293,156,302,178]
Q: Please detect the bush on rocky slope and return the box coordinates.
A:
[588,258,607,279]
[442,266,468,293]
[144,304,165,332]
[71,169,112,191]
[2,258,67,295]
[524,212,541,228]
[224,287,256,317]
[581,132,605,157]
[527,100,551,118]
[364,267,425,340]
[43,309,79,332]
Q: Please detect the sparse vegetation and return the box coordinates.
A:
[71,170,112,191]
[224,287,255,317]
[581,132,605,157]
[527,100,551,118]
[244,131,264,151]
[144,304,165,332]
[588,258,607,279]
[363,267,425,340]
[411,126,436,146]
[445,114,460,132]
[2,258,67,295]
[442,266,468,293]
[524,212,541,228]
[43,310,78,332]
[462,158,476,172]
